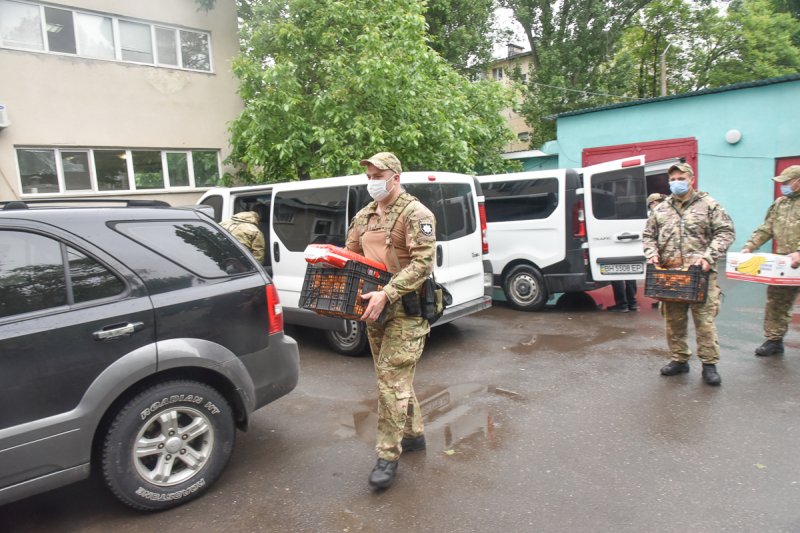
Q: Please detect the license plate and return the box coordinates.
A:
[600,263,644,275]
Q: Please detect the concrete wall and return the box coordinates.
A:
[555,80,800,250]
[0,0,242,205]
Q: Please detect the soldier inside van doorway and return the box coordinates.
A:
[345,152,436,490]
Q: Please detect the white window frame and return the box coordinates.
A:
[0,0,213,72]
[16,146,220,196]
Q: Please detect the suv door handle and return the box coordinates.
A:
[273,242,280,262]
[616,233,640,241]
[437,245,443,267]
[93,322,144,341]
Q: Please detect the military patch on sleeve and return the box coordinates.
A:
[420,222,433,236]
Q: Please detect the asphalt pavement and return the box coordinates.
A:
[2,276,799,532]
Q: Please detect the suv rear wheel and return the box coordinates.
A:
[504,264,548,311]
[101,380,235,511]
[324,319,369,356]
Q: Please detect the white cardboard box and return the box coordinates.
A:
[726,252,800,285]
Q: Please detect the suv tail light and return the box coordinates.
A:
[266,284,283,335]
[478,202,489,254]
[572,199,586,239]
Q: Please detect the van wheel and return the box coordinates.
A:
[324,320,369,356]
[100,380,235,511]
[504,265,547,311]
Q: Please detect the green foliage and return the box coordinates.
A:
[424,0,510,72]
[501,0,654,146]
[613,0,800,97]
[228,0,517,182]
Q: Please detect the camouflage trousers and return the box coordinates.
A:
[367,302,430,462]
[662,273,722,364]
[764,285,800,341]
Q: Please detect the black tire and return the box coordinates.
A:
[101,380,235,511]
[324,319,369,356]
[503,264,548,311]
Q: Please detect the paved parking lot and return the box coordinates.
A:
[2,277,799,532]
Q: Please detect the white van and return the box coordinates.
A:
[479,156,674,311]
[198,172,493,354]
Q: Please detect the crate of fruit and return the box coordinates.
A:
[644,264,709,304]
[299,244,393,321]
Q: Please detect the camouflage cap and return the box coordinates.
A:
[773,165,800,183]
[647,193,666,205]
[668,162,694,176]
[359,152,402,174]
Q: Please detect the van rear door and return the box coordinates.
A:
[582,157,648,281]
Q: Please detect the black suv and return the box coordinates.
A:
[0,200,299,511]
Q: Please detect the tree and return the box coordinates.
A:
[228,0,516,182]
[613,0,800,97]
[424,0,510,72]
[501,0,654,145]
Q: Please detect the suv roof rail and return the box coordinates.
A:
[0,198,171,208]
[2,201,29,210]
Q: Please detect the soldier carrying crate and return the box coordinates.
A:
[345,152,436,489]
[643,162,735,386]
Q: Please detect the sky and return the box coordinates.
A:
[492,7,529,59]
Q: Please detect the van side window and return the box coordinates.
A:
[274,186,348,251]
[590,167,647,220]
[440,183,476,239]
[483,178,558,222]
[403,183,445,240]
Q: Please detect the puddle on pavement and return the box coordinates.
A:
[341,383,522,456]
[507,327,629,355]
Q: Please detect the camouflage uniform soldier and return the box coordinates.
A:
[643,162,735,386]
[220,211,265,263]
[741,165,800,357]
[647,193,667,210]
[345,152,436,489]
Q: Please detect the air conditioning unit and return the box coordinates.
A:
[0,105,10,128]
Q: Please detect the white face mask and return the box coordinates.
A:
[367,176,395,201]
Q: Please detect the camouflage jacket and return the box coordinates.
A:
[346,192,436,303]
[643,191,735,270]
[744,193,800,255]
[220,212,265,263]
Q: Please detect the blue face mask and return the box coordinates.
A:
[669,180,690,196]
[780,184,795,196]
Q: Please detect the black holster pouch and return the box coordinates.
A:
[401,291,422,316]
[419,277,437,320]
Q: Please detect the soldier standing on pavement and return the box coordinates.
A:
[741,165,800,357]
[642,162,735,386]
[346,152,436,489]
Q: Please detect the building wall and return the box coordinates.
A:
[556,80,800,250]
[0,0,242,205]
[483,52,533,154]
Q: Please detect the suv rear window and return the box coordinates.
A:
[115,221,256,277]
[483,178,558,222]
[0,230,125,318]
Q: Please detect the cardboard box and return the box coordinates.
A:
[726,252,800,285]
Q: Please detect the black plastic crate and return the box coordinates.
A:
[300,261,393,321]
[644,264,709,303]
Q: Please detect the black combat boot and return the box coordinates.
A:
[368,459,398,489]
[401,434,426,452]
[755,339,784,357]
[660,361,690,376]
[702,364,721,386]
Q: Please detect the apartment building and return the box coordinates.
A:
[481,44,534,154]
[0,0,242,204]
